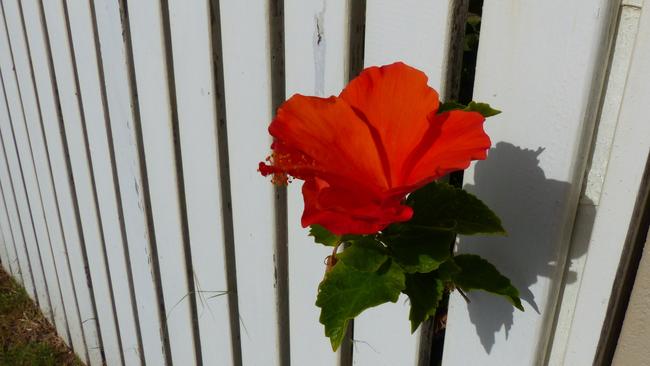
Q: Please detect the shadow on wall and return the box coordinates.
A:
[458,142,595,353]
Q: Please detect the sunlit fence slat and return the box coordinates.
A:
[219,1,284,365]
[352,2,454,366]
[284,1,351,365]
[125,0,199,364]
[167,0,235,364]
[443,1,620,365]
[563,3,650,363]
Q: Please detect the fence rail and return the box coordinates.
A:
[0,1,648,365]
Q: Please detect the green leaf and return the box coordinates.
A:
[384,227,453,273]
[316,260,406,351]
[437,259,461,282]
[437,100,501,118]
[407,181,506,235]
[438,101,466,113]
[451,254,523,311]
[403,272,445,332]
[336,237,388,272]
[465,101,501,117]
[309,225,340,247]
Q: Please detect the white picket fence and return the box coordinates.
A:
[0,0,648,365]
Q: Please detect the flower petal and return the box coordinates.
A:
[339,62,440,187]
[301,178,412,235]
[404,110,490,186]
[269,94,388,193]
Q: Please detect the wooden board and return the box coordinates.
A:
[0,82,35,299]
[284,1,349,364]
[19,0,104,362]
[2,0,87,353]
[166,0,234,364]
[443,1,618,364]
[0,94,23,281]
[0,207,10,274]
[0,177,20,278]
[547,3,645,363]
[64,0,144,362]
[563,2,650,363]
[0,6,54,324]
[219,1,282,365]
[40,1,123,364]
[353,2,453,365]
[125,0,198,363]
[90,0,167,364]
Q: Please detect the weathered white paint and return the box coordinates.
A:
[363,0,453,94]
[219,1,282,365]
[125,0,198,364]
[284,0,349,365]
[0,206,11,275]
[443,1,618,364]
[19,0,103,362]
[0,78,35,300]
[40,0,123,364]
[64,0,143,362]
[353,2,453,366]
[0,7,53,322]
[166,0,234,365]
[0,177,20,279]
[547,3,645,364]
[563,1,650,363]
[90,0,167,364]
[582,5,643,206]
[3,0,88,353]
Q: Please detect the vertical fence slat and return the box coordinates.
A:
[0,207,10,275]
[166,1,235,365]
[91,0,167,364]
[283,1,349,365]
[20,0,103,363]
[3,0,89,353]
[547,3,644,363]
[40,0,123,364]
[442,1,618,364]
[0,167,13,277]
[0,6,54,322]
[125,0,198,364]
[219,1,282,365]
[563,3,650,363]
[64,0,145,363]
[352,2,453,365]
[0,86,35,298]
[363,0,453,93]
[0,177,21,279]
[2,0,71,342]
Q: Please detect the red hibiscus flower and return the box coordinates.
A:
[259,62,490,235]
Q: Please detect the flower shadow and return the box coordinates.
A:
[457,142,595,353]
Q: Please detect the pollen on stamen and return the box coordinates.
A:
[259,148,312,186]
[258,157,290,186]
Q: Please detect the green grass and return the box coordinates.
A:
[1,342,63,366]
[0,269,83,365]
